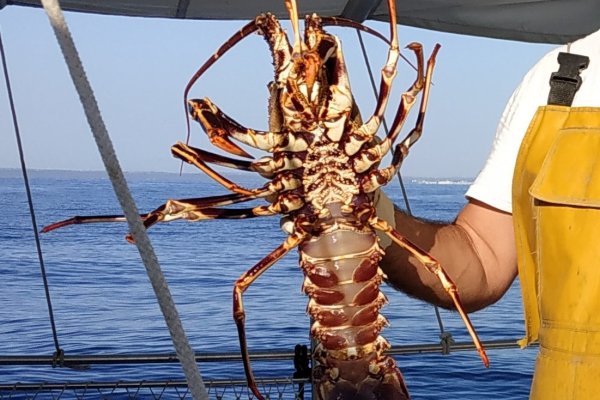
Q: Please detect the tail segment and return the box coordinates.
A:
[300,229,411,400]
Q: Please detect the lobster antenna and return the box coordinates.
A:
[285,0,302,56]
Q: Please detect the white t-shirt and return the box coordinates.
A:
[465,29,600,213]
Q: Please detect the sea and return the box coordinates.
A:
[0,169,537,399]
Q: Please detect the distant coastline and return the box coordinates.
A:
[0,168,473,184]
[0,168,247,181]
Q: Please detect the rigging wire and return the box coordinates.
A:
[0,26,64,362]
[355,29,451,346]
[38,1,208,398]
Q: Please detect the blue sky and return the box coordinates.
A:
[0,5,553,178]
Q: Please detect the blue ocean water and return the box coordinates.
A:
[0,169,536,399]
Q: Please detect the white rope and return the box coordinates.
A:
[39,1,208,398]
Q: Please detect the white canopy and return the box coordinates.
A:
[3,0,600,44]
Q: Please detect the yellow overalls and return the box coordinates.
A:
[512,104,600,398]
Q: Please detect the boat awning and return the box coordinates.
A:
[3,0,600,44]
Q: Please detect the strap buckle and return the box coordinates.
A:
[548,52,590,106]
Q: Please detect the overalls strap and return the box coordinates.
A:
[547,52,589,106]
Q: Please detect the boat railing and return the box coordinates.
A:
[0,339,532,399]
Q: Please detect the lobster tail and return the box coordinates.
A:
[300,228,410,400]
[314,339,410,400]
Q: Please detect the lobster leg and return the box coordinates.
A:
[136,192,303,229]
[348,0,400,145]
[183,13,292,144]
[370,216,490,368]
[319,15,426,77]
[187,98,314,165]
[40,193,253,233]
[184,12,292,148]
[359,141,410,193]
[133,198,272,228]
[251,151,306,179]
[351,43,425,163]
[136,191,303,234]
[383,43,441,149]
[360,89,447,194]
[233,233,305,400]
[121,203,281,242]
[183,19,263,145]
[188,98,286,156]
[172,142,302,197]
[175,143,255,172]
[172,142,262,196]
[169,141,302,180]
[41,214,135,233]
[42,194,302,244]
[351,43,440,172]
[121,201,306,244]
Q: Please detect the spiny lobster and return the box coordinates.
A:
[42,0,489,398]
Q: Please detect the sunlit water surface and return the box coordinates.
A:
[0,170,536,399]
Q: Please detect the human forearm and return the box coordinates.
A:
[379,199,517,312]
